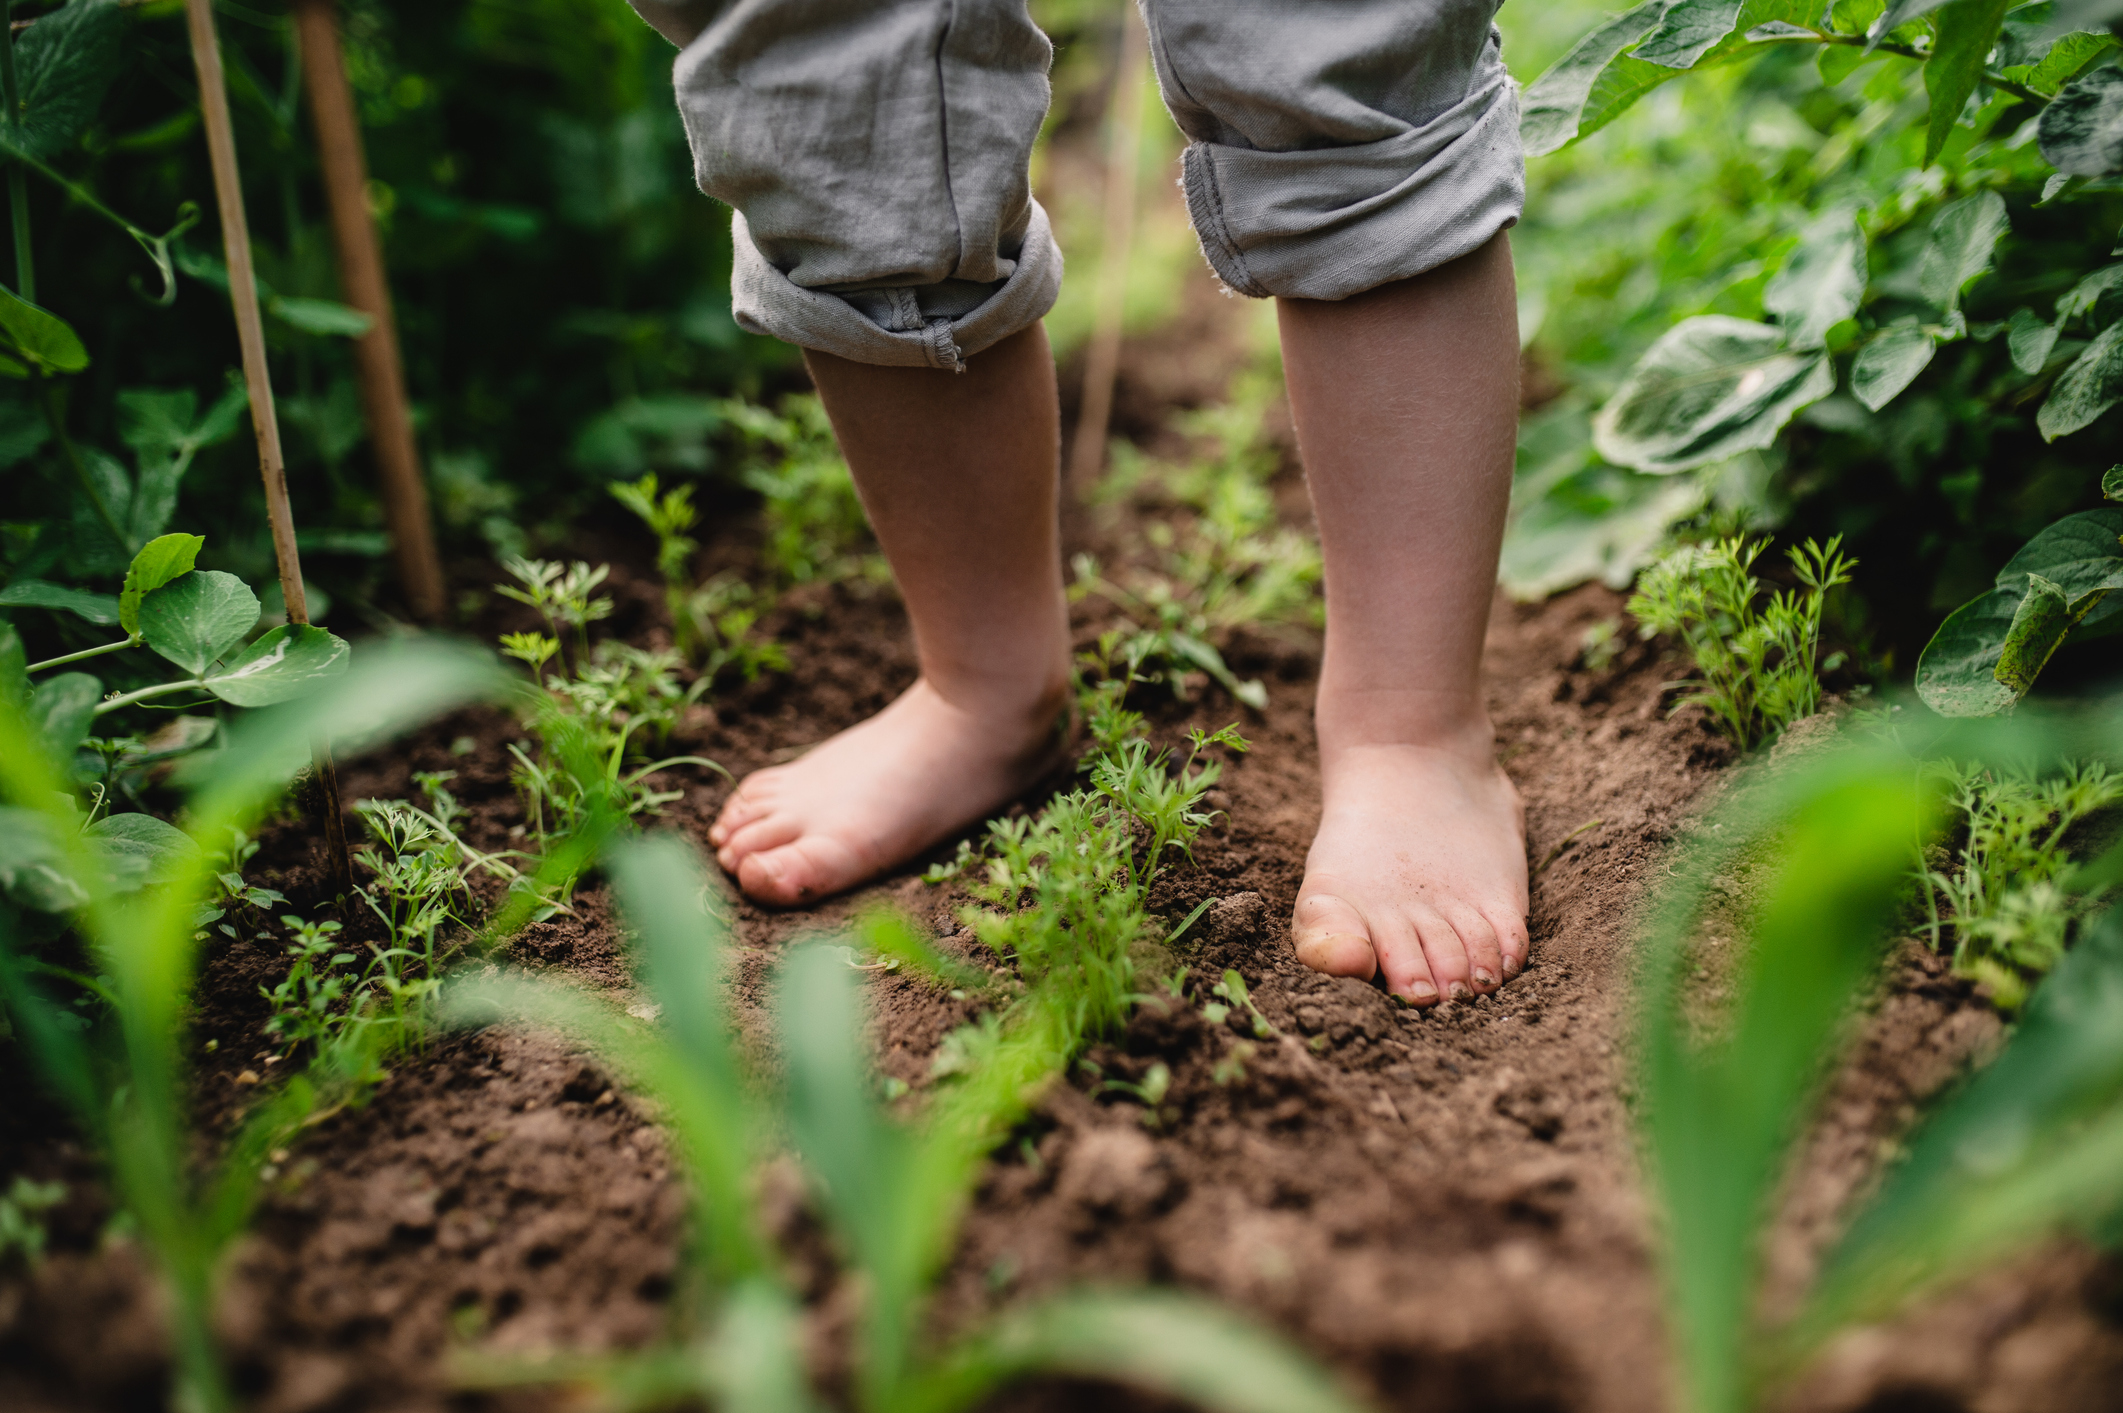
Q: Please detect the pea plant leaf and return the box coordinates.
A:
[1592,316,1835,474]
[2040,62,2123,174]
[0,579,120,627]
[1763,210,1868,348]
[1918,191,2011,312]
[86,812,200,895]
[201,625,350,707]
[118,386,248,545]
[138,569,258,676]
[31,671,100,761]
[2039,319,2123,438]
[1916,508,2123,714]
[1924,0,2014,165]
[119,533,204,638]
[1851,324,1939,409]
[0,285,89,379]
[2008,306,2063,373]
[12,0,125,163]
[1520,2,1671,156]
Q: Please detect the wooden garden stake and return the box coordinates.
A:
[1067,4,1151,490]
[292,0,446,624]
[185,0,354,897]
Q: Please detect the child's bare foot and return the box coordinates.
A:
[1291,719,1529,1006]
[708,677,1069,906]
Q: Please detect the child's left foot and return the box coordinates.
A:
[1291,723,1530,1005]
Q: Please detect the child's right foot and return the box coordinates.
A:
[707,675,1069,906]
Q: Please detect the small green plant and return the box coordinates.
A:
[1627,535,1856,750]
[496,557,613,675]
[610,472,789,688]
[259,915,353,1054]
[1922,760,2123,1008]
[0,1176,65,1268]
[1204,967,1276,1040]
[719,394,880,588]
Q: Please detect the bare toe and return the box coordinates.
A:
[739,836,867,906]
[1488,907,1531,978]
[1410,904,1473,1001]
[716,814,802,872]
[1367,912,1440,1006]
[1446,905,1505,993]
[1292,892,1379,980]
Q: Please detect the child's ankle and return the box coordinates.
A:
[1315,685,1494,758]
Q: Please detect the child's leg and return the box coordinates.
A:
[1280,235,1527,1005]
[709,326,1071,903]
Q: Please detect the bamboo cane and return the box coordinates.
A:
[185,0,353,897]
[1067,5,1151,490]
[291,0,446,624]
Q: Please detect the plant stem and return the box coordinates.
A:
[1809,30,2049,107]
[0,0,30,301]
[27,636,138,674]
[93,677,208,716]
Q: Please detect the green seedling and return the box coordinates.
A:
[259,915,353,1054]
[497,557,613,673]
[1921,760,2123,1008]
[611,473,789,689]
[0,1176,64,1267]
[1072,562,1268,711]
[1628,535,1855,751]
[456,834,1370,1413]
[719,394,879,588]
[1212,1041,1257,1087]
[1096,1059,1173,1128]
[1207,968,1276,1040]
[0,638,513,1413]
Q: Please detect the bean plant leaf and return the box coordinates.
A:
[2009,30,2120,96]
[201,624,349,707]
[1851,324,1939,409]
[0,285,89,379]
[2052,261,2123,324]
[1994,573,2089,694]
[1998,505,2123,610]
[86,812,199,894]
[1635,1,1747,67]
[2039,319,2123,438]
[1870,0,1959,42]
[0,805,83,912]
[1917,590,2027,715]
[13,0,125,163]
[1763,210,1868,348]
[1594,316,1835,473]
[1520,2,1670,156]
[2008,307,2063,373]
[139,569,258,676]
[0,579,120,627]
[31,671,100,761]
[119,533,204,637]
[2106,464,2123,498]
[1918,191,2011,311]
[1924,0,2015,166]
[2040,62,2123,174]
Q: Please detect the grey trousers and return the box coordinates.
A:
[629,0,1524,372]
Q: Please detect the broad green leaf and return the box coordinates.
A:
[1917,589,2026,715]
[118,533,203,637]
[1995,573,2087,694]
[1917,191,2011,311]
[138,570,258,676]
[2040,62,2123,174]
[1520,2,1670,156]
[0,805,83,911]
[0,579,120,627]
[201,625,348,707]
[2008,306,2063,373]
[1998,506,2123,624]
[119,388,246,544]
[1593,316,1835,473]
[0,285,89,379]
[2052,261,2123,323]
[1635,1,1746,67]
[1851,324,1939,409]
[267,296,373,339]
[0,623,24,708]
[2106,465,2123,498]
[31,672,99,760]
[13,0,125,163]
[1869,0,1958,44]
[2039,318,2123,437]
[2008,30,2120,95]
[1764,210,1868,348]
[1501,458,1711,599]
[1924,0,2014,165]
[87,811,199,894]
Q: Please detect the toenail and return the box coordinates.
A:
[1473,967,1497,988]
[1447,980,1471,1001]
[1409,980,1438,1003]
[1503,955,1523,979]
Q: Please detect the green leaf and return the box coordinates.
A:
[2052,261,2123,324]
[1869,0,1959,44]
[1763,210,1868,348]
[1592,316,1836,474]
[1924,0,2014,166]
[1995,573,2088,694]
[118,533,204,637]
[1634,1,1747,67]
[1520,2,1671,156]
[1917,191,2011,311]
[0,579,120,627]
[1999,506,2123,619]
[266,296,373,339]
[201,625,348,707]
[119,388,247,545]
[138,569,258,676]
[1851,324,1939,410]
[2105,465,2123,499]
[31,672,100,761]
[0,285,89,379]
[2040,62,2123,174]
[1916,588,2026,715]
[2011,30,2119,95]
[2008,306,2063,373]
[12,0,125,163]
[0,805,83,912]
[2039,319,2123,438]
[0,622,25,709]
[86,812,199,895]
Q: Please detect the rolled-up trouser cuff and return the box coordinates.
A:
[1179,35,1524,302]
[730,200,1064,372]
